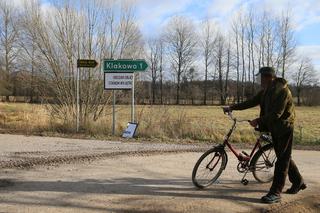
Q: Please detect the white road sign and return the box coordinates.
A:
[104,72,133,90]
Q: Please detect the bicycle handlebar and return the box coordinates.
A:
[222,107,251,123]
[221,108,265,136]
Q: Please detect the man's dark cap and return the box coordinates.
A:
[256,67,276,76]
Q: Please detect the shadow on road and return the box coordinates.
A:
[0,177,268,212]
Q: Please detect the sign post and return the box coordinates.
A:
[76,66,80,132]
[103,59,148,136]
[76,59,98,132]
[112,90,116,135]
[131,73,135,122]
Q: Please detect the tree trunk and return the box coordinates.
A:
[297,87,301,106]
[160,48,163,105]
[236,33,240,103]
[218,57,225,105]
[241,27,245,102]
[204,62,208,105]
[176,72,180,105]
[225,48,230,104]
[152,79,156,104]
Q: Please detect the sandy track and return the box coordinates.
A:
[0,134,208,169]
[0,134,319,212]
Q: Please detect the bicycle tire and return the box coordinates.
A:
[250,143,276,183]
[192,146,227,189]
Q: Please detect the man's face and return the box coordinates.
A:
[261,74,274,89]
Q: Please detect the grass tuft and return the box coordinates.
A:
[0,103,319,144]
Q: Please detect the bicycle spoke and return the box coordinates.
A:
[193,149,225,188]
[252,144,276,183]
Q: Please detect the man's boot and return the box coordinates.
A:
[261,192,281,204]
[285,182,307,194]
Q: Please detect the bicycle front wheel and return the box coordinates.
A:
[192,147,227,189]
[251,143,276,183]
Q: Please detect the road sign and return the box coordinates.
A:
[77,59,98,68]
[103,59,148,72]
[104,72,133,90]
[103,59,147,136]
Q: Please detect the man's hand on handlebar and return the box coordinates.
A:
[222,107,260,129]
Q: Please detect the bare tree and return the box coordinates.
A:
[104,1,142,59]
[214,33,226,105]
[293,57,317,106]
[186,67,197,104]
[200,19,215,105]
[257,11,278,68]
[0,0,19,101]
[21,0,142,129]
[278,10,296,78]
[158,38,164,104]
[239,12,246,101]
[246,9,257,95]
[165,16,197,104]
[146,38,160,104]
[257,13,266,69]
[225,40,231,104]
[231,17,241,103]
[18,0,47,103]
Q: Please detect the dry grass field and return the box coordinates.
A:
[0,103,319,145]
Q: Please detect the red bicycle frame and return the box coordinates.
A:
[222,112,263,162]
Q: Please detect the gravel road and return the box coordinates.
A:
[0,134,319,213]
[0,134,209,169]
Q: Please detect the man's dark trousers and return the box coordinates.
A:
[269,127,303,195]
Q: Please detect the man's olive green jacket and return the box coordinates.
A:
[231,78,295,136]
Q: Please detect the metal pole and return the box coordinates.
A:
[112,90,116,135]
[76,67,80,132]
[131,73,135,123]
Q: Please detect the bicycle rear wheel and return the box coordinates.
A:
[192,147,227,189]
[251,143,276,183]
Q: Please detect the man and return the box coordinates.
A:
[224,67,306,204]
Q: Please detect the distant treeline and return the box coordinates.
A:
[3,71,320,106]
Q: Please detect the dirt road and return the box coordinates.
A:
[0,134,319,212]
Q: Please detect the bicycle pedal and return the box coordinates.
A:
[241,179,249,185]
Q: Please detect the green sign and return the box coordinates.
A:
[103,59,148,72]
[77,59,98,68]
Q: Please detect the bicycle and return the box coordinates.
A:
[192,109,277,188]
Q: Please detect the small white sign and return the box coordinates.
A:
[122,122,138,138]
[104,72,133,90]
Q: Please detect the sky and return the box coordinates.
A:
[133,0,320,72]
[12,0,320,74]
